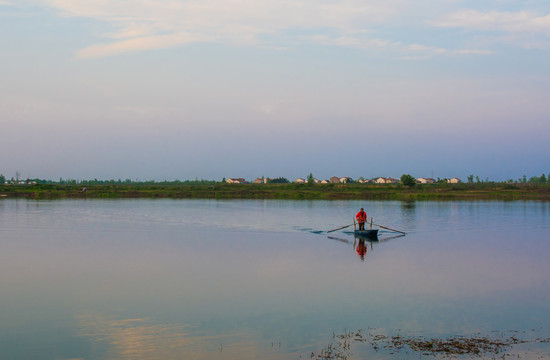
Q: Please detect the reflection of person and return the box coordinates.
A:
[356,238,367,261]
[356,208,367,230]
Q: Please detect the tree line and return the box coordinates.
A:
[1,173,549,186]
[467,174,549,184]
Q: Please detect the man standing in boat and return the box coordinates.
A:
[356,208,367,231]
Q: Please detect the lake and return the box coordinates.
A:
[1,199,549,359]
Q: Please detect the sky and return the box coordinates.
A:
[1,0,549,182]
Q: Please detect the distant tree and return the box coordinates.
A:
[268,177,289,184]
[522,175,527,183]
[527,174,547,184]
[0,174,5,184]
[475,176,480,183]
[222,177,226,183]
[307,173,314,185]
[401,174,416,187]
[467,174,474,183]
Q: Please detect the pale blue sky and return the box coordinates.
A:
[1,0,549,182]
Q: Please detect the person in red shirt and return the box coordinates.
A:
[356,208,367,230]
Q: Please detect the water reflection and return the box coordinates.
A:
[1,199,549,360]
[78,315,191,360]
[327,233,406,262]
[354,238,371,261]
[76,314,287,360]
[400,200,417,226]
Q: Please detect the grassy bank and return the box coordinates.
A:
[1,182,549,201]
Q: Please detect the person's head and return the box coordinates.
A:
[360,208,364,211]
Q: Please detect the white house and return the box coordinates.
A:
[447,177,461,184]
[226,178,246,184]
[375,177,387,184]
[339,177,353,183]
[416,177,435,184]
[294,178,306,184]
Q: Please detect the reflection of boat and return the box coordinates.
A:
[354,229,378,238]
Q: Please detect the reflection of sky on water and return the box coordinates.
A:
[0,199,549,359]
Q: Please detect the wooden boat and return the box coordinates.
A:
[354,229,379,238]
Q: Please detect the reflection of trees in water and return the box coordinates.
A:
[400,201,416,218]
[400,201,417,231]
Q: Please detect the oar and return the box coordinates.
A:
[326,224,354,233]
[373,223,406,235]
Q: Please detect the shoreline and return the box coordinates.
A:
[1,183,549,201]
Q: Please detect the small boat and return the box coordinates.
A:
[354,229,379,238]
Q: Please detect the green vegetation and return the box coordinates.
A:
[400,174,416,187]
[1,182,549,201]
[267,177,290,184]
[1,171,548,200]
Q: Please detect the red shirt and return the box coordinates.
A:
[356,210,367,223]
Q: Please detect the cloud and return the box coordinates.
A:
[76,31,211,59]
[432,10,550,36]
[402,43,492,58]
[41,0,517,59]
[44,0,455,59]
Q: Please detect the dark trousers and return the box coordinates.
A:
[358,222,365,230]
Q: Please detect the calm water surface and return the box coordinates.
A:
[0,199,549,359]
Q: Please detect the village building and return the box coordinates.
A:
[447,177,461,184]
[416,177,435,184]
[339,177,353,183]
[375,177,400,184]
[329,176,340,184]
[226,178,247,184]
[294,178,306,184]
